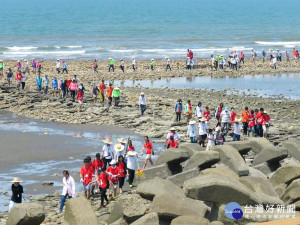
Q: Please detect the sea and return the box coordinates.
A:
[1,0,300,60]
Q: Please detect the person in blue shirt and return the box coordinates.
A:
[52,77,58,97]
[174,99,182,121]
[62,61,68,74]
[35,74,43,92]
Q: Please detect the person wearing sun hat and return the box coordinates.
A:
[165,56,171,71]
[106,159,119,199]
[9,177,23,212]
[187,120,198,143]
[114,143,125,161]
[232,118,243,141]
[139,92,147,116]
[164,127,181,148]
[126,150,139,188]
[101,139,114,168]
[109,57,115,72]
[198,117,208,147]
[112,86,121,107]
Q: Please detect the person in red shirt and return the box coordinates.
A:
[106,83,113,107]
[230,107,237,127]
[140,136,153,169]
[80,158,94,199]
[95,167,109,208]
[248,110,256,137]
[126,140,135,156]
[263,111,271,138]
[16,72,22,90]
[77,87,84,111]
[117,156,126,194]
[167,134,178,149]
[106,159,119,199]
[255,108,264,137]
[93,153,104,175]
[215,103,223,127]
[99,80,106,103]
[203,106,210,124]
[66,78,72,97]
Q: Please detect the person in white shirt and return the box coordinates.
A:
[126,150,139,188]
[139,92,147,116]
[187,120,198,143]
[232,119,243,141]
[164,127,181,147]
[220,106,231,135]
[120,58,125,73]
[58,170,75,213]
[272,56,277,69]
[131,57,136,71]
[195,102,203,119]
[210,55,215,71]
[114,144,125,161]
[198,118,208,147]
[56,59,60,74]
[165,56,171,71]
[206,129,216,151]
[101,139,114,168]
[24,59,30,75]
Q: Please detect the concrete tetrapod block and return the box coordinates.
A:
[151,195,209,221]
[6,203,45,225]
[227,140,252,155]
[249,138,273,154]
[183,170,261,205]
[136,177,185,200]
[130,212,159,225]
[269,164,300,187]
[64,196,98,225]
[183,151,220,171]
[282,140,300,161]
[170,216,210,225]
[212,145,249,176]
[281,187,300,205]
[154,149,189,166]
[135,163,172,182]
[166,168,200,188]
[179,143,205,157]
[252,146,288,166]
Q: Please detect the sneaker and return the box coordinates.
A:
[57,210,62,214]
[129,184,133,188]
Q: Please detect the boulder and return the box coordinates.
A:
[212,145,249,176]
[64,196,98,225]
[227,140,252,155]
[137,177,185,200]
[154,149,189,166]
[239,177,283,205]
[167,169,199,188]
[135,164,171,181]
[282,140,300,161]
[151,195,209,220]
[249,138,273,154]
[7,203,45,225]
[281,187,300,205]
[252,147,288,166]
[183,169,260,205]
[110,217,128,225]
[183,151,220,171]
[171,216,210,225]
[130,212,159,225]
[269,164,300,187]
[107,194,147,224]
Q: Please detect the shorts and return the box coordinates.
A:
[83,183,91,190]
[263,125,269,133]
[17,81,21,85]
[146,154,152,159]
[78,101,83,104]
[7,77,12,82]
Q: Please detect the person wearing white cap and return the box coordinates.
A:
[126,150,139,188]
[187,120,198,143]
[56,59,61,74]
[106,159,119,199]
[165,57,171,71]
[131,57,136,71]
[164,127,181,148]
[101,139,114,168]
[232,118,243,141]
[9,177,23,212]
[139,92,147,116]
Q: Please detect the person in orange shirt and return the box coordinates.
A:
[242,107,250,136]
[293,48,297,59]
[106,83,113,107]
[99,80,106,103]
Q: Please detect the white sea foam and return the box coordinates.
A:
[3,50,86,56]
[6,46,38,50]
[255,41,300,47]
[65,46,83,49]
[109,49,136,53]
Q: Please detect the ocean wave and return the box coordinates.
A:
[6,46,38,50]
[3,50,86,56]
[255,41,300,47]
[64,46,83,49]
[109,49,136,53]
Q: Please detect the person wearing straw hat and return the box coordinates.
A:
[232,118,243,141]
[106,159,119,199]
[120,58,125,73]
[9,177,23,212]
[24,59,30,75]
[126,150,139,188]
[112,86,121,107]
[58,170,75,213]
[198,117,208,147]
[139,92,147,116]
[114,143,125,161]
[131,56,136,71]
[165,56,171,71]
[56,59,61,74]
[101,139,114,168]
[187,120,198,143]
[140,136,154,169]
[164,127,181,148]
[80,158,94,199]
[117,137,127,154]
[109,57,115,72]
